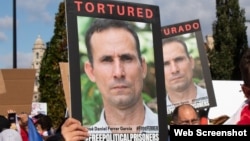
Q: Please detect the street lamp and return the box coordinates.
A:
[13,0,17,68]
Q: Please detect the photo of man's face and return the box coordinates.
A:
[66,0,167,137]
[164,33,209,114]
[77,17,158,126]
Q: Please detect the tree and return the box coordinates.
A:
[38,2,68,128]
[207,0,248,80]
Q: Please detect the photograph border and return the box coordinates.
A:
[161,19,216,115]
[65,0,167,140]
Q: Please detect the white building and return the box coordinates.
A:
[31,35,46,102]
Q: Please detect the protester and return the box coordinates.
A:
[46,118,68,141]
[6,110,49,141]
[168,104,200,141]
[0,115,10,133]
[32,113,54,140]
[0,128,22,141]
[170,104,200,125]
[18,112,29,141]
[224,48,250,124]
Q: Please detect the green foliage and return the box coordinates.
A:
[81,74,103,125]
[38,2,68,128]
[208,0,248,80]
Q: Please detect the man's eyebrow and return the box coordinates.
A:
[120,53,134,57]
[163,56,184,64]
[174,55,186,61]
[164,60,169,65]
[99,55,112,61]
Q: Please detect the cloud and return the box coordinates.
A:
[0,16,13,43]
[0,53,12,68]
[17,52,33,68]
[17,0,56,23]
[0,52,32,68]
[117,0,216,39]
[0,16,13,29]
[0,32,7,41]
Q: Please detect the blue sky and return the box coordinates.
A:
[0,0,250,68]
[0,0,63,68]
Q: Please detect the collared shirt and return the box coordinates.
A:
[89,103,159,134]
[166,84,209,114]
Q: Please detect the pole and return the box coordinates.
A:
[13,0,17,68]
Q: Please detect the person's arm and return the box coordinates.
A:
[61,117,90,141]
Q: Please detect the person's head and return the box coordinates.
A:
[0,115,10,132]
[239,48,250,99]
[170,104,200,125]
[0,129,22,141]
[33,114,53,136]
[84,18,147,109]
[162,37,194,93]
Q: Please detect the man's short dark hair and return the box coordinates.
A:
[85,18,142,65]
[162,37,190,57]
[0,115,10,132]
[33,113,52,131]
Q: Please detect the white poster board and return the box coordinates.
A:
[31,102,47,116]
[208,80,245,119]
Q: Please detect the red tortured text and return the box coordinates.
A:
[74,1,153,19]
[162,22,200,36]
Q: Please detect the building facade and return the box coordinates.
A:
[31,35,46,102]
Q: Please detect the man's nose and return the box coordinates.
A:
[113,60,125,78]
[170,62,179,73]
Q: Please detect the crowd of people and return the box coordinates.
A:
[0,109,59,141]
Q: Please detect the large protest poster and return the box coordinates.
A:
[65,0,167,140]
[161,19,216,116]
